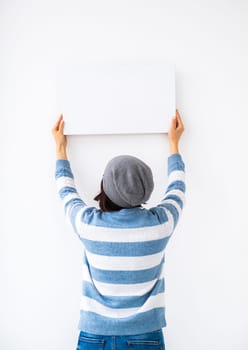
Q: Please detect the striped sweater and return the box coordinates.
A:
[55,153,186,335]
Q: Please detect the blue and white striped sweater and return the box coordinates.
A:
[55,153,186,335]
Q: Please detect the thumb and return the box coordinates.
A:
[170,116,177,130]
[59,118,64,133]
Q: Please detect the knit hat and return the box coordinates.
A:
[102,155,154,208]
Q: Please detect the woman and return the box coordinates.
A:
[52,110,185,350]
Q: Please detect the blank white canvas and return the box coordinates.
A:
[55,63,175,135]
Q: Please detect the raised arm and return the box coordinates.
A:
[52,115,87,235]
[154,110,186,233]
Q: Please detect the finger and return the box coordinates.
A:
[176,109,181,120]
[58,119,64,133]
[52,114,63,131]
[170,115,177,130]
[54,114,63,129]
[176,110,184,128]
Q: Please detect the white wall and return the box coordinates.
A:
[1,1,248,349]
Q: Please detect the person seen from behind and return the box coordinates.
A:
[52,109,185,350]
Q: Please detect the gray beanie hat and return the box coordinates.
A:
[102,155,154,208]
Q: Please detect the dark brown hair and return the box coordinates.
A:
[94,180,123,212]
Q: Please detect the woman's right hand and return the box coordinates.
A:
[168,109,184,154]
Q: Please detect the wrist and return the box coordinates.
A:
[169,142,179,155]
[56,144,67,160]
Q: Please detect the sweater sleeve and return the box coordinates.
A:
[153,153,186,233]
[55,159,88,234]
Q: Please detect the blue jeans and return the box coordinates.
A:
[76,329,165,350]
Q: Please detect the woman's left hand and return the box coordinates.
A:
[52,114,68,159]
